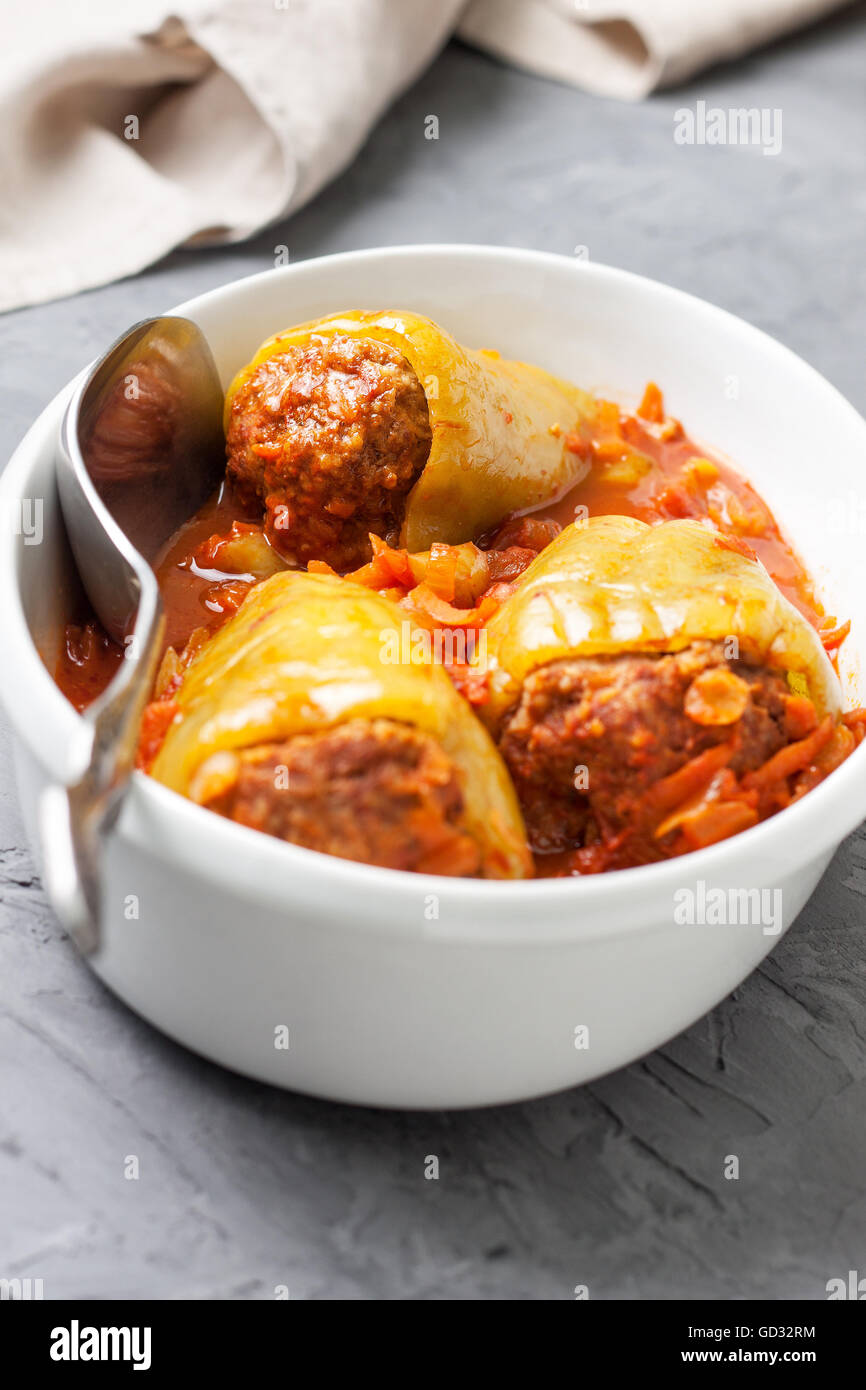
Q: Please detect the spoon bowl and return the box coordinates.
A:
[43,317,224,953]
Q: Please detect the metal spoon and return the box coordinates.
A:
[40,317,225,955]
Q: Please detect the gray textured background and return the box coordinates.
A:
[2,11,866,1301]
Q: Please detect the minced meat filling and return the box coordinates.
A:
[195,718,482,877]
[226,334,431,571]
[498,641,791,859]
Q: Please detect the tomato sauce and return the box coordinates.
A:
[56,619,125,711]
[153,480,261,654]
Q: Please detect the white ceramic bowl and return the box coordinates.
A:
[3,246,866,1109]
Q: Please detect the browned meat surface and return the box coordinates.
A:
[195,718,482,876]
[226,334,431,570]
[498,641,792,864]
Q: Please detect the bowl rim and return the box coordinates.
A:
[3,241,866,941]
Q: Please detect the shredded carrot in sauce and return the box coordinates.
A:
[820,619,851,652]
[637,381,665,424]
[742,717,835,794]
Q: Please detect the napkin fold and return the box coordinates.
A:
[459,0,847,101]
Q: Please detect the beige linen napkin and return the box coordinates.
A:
[0,0,849,313]
[459,0,849,101]
[0,0,463,313]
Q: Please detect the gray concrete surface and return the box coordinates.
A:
[2,12,866,1300]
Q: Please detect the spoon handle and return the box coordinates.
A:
[37,597,164,955]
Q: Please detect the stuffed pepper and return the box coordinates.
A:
[148,570,531,879]
[482,515,856,872]
[224,309,596,569]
